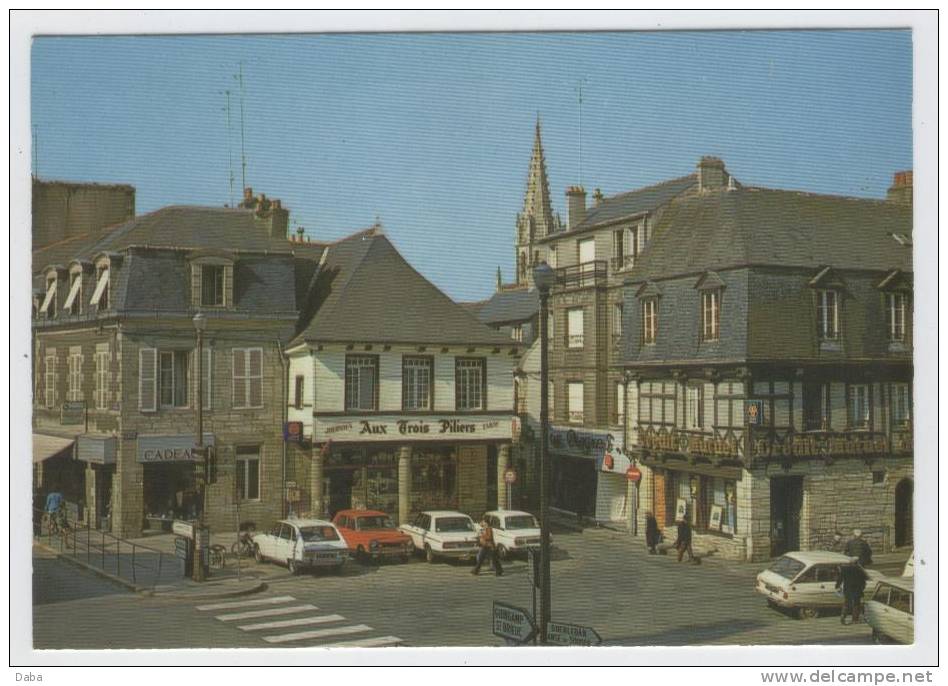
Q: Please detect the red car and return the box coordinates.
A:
[332,509,412,563]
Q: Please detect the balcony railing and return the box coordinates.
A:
[610,254,636,272]
[554,260,607,290]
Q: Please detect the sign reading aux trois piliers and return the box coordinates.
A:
[137,434,215,463]
[314,415,514,443]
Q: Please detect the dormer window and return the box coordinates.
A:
[816,289,839,340]
[701,290,721,341]
[189,253,234,309]
[91,266,110,311]
[201,265,225,307]
[63,272,82,316]
[40,276,57,318]
[886,292,908,342]
[642,298,658,344]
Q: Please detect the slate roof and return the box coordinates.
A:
[475,287,539,326]
[631,187,913,282]
[538,174,696,242]
[292,230,516,347]
[32,233,104,275]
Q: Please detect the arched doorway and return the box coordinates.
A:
[895,478,913,548]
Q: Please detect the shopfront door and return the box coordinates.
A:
[895,478,913,548]
[328,470,354,518]
[770,476,803,557]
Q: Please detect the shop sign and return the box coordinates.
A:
[76,435,117,465]
[60,400,85,425]
[284,421,304,442]
[313,415,514,443]
[137,434,215,463]
[638,426,741,459]
[172,520,194,539]
[548,425,622,461]
[749,429,892,459]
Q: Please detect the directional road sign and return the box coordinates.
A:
[492,601,537,644]
[546,621,603,646]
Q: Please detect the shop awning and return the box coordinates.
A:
[33,434,75,463]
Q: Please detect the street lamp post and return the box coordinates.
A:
[193,312,207,582]
[533,261,555,644]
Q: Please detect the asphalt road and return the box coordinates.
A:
[32,528,901,649]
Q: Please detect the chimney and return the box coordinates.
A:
[593,188,604,205]
[566,186,587,229]
[266,200,289,239]
[296,225,305,241]
[241,186,255,208]
[887,170,913,206]
[697,156,728,192]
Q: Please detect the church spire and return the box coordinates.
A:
[515,116,558,286]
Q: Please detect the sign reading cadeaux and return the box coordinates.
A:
[137,434,215,463]
[314,415,514,443]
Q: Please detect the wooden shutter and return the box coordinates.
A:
[233,349,246,408]
[139,347,157,412]
[248,348,263,408]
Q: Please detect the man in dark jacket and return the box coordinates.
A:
[471,515,503,577]
[844,529,873,567]
[674,518,694,563]
[836,561,869,624]
[645,511,661,554]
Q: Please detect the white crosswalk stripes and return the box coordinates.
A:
[196,593,403,647]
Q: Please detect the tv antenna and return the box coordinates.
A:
[236,62,248,192]
[221,89,235,207]
[574,78,588,187]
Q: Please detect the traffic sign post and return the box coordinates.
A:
[492,601,537,645]
[546,621,603,647]
[503,469,516,510]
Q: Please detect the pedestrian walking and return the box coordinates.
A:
[674,517,694,563]
[645,511,661,554]
[844,529,873,567]
[836,560,869,625]
[471,515,503,576]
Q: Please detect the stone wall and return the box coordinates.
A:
[32,179,135,251]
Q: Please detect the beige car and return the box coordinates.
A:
[866,576,914,644]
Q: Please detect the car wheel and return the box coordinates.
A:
[496,545,508,562]
[253,545,265,563]
[287,559,299,575]
[797,606,818,620]
[425,544,435,563]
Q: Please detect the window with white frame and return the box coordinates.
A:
[568,381,584,424]
[817,289,839,340]
[67,347,83,402]
[615,382,626,426]
[567,307,584,348]
[642,298,658,344]
[94,344,111,410]
[201,265,225,307]
[63,272,82,316]
[701,290,721,341]
[236,446,261,500]
[455,358,485,411]
[848,384,870,429]
[686,385,703,430]
[294,375,305,410]
[90,266,109,310]
[233,348,264,409]
[40,276,57,318]
[886,292,908,342]
[613,302,624,338]
[892,383,911,427]
[159,350,190,408]
[402,356,432,411]
[345,355,378,411]
[511,324,523,343]
[45,349,58,408]
[548,244,558,268]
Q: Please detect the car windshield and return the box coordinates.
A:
[505,515,539,529]
[356,516,394,530]
[768,556,806,579]
[435,517,474,533]
[299,526,340,542]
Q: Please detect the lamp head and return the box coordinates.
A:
[192,312,207,332]
[532,261,555,293]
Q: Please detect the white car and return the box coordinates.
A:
[483,510,542,560]
[756,551,883,619]
[399,510,479,563]
[866,576,914,644]
[252,518,349,574]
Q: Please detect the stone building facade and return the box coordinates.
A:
[32,178,135,252]
[621,170,914,561]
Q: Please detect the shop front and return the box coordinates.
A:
[76,434,117,530]
[311,414,515,522]
[547,425,623,521]
[137,433,214,531]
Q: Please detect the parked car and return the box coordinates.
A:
[483,510,542,560]
[866,576,914,644]
[332,509,412,563]
[252,518,349,574]
[398,510,479,563]
[756,551,883,619]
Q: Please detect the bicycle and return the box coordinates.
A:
[41,509,73,547]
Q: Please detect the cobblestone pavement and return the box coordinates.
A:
[33,526,908,649]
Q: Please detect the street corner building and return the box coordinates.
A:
[283,228,522,525]
[32,190,326,536]
[619,167,914,562]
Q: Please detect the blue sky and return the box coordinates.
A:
[31,30,912,301]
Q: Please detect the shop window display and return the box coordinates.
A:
[411,447,458,511]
